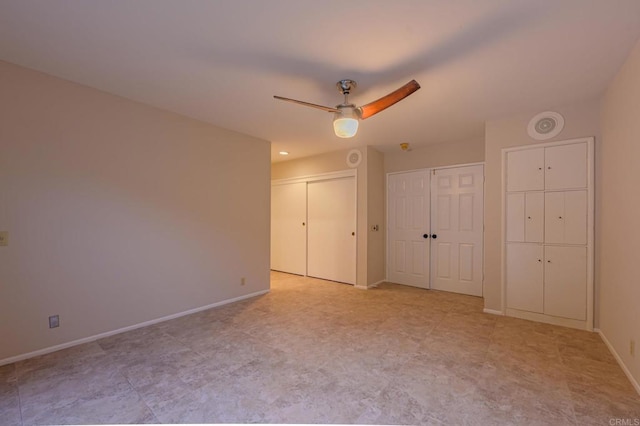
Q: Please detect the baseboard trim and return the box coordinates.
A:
[0,289,270,367]
[483,308,504,316]
[354,279,385,290]
[596,328,640,396]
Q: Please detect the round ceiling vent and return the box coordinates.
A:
[346,149,362,168]
[527,111,565,140]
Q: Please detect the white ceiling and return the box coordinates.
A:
[1,1,640,162]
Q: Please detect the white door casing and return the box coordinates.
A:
[387,170,430,288]
[430,165,484,296]
[307,177,356,284]
[271,182,307,275]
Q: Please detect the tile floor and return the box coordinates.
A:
[1,271,640,425]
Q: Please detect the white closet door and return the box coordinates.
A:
[307,177,356,284]
[430,165,484,296]
[387,170,430,288]
[271,182,307,275]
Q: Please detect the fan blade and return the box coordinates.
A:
[274,96,340,113]
[357,80,421,120]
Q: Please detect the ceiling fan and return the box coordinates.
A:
[274,79,420,138]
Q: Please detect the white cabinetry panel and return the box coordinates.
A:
[506,192,543,243]
[506,148,544,191]
[544,191,587,245]
[506,243,543,313]
[545,143,588,190]
[503,138,593,330]
[544,246,587,320]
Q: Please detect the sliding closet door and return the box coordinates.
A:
[271,182,307,275]
[307,177,356,284]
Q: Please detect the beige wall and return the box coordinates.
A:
[384,138,485,174]
[484,99,601,315]
[0,61,271,362]
[600,38,640,386]
[366,147,385,284]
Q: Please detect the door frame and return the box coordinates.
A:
[386,161,485,290]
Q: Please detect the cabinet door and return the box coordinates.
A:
[506,148,544,192]
[545,143,587,190]
[506,243,543,313]
[545,191,587,245]
[525,192,544,243]
[506,193,525,242]
[544,246,587,320]
[506,192,543,242]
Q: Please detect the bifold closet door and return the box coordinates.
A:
[271,182,307,275]
[307,177,356,284]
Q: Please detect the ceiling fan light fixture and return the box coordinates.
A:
[333,106,359,138]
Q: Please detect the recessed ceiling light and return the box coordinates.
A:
[279,151,289,155]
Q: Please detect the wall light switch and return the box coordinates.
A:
[0,231,7,246]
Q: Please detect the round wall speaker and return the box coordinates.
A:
[527,111,565,140]
[346,149,362,168]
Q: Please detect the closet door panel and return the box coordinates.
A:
[271,182,307,275]
[307,177,356,284]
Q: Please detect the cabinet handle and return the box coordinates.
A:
[423,234,430,239]
[558,216,563,219]
[547,166,551,170]
[538,167,542,171]
[351,232,355,236]
[302,222,306,226]
[527,216,532,219]
[431,234,438,239]
[538,259,542,262]
[547,260,551,263]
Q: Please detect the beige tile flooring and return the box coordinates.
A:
[2,271,640,425]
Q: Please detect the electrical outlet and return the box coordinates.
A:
[49,315,59,329]
[0,231,8,246]
[240,277,246,286]
[631,340,636,357]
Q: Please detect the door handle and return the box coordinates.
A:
[431,234,438,239]
[423,234,430,239]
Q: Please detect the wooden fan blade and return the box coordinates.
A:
[273,95,340,113]
[357,80,420,120]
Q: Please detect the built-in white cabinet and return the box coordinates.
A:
[506,192,544,243]
[503,138,593,330]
